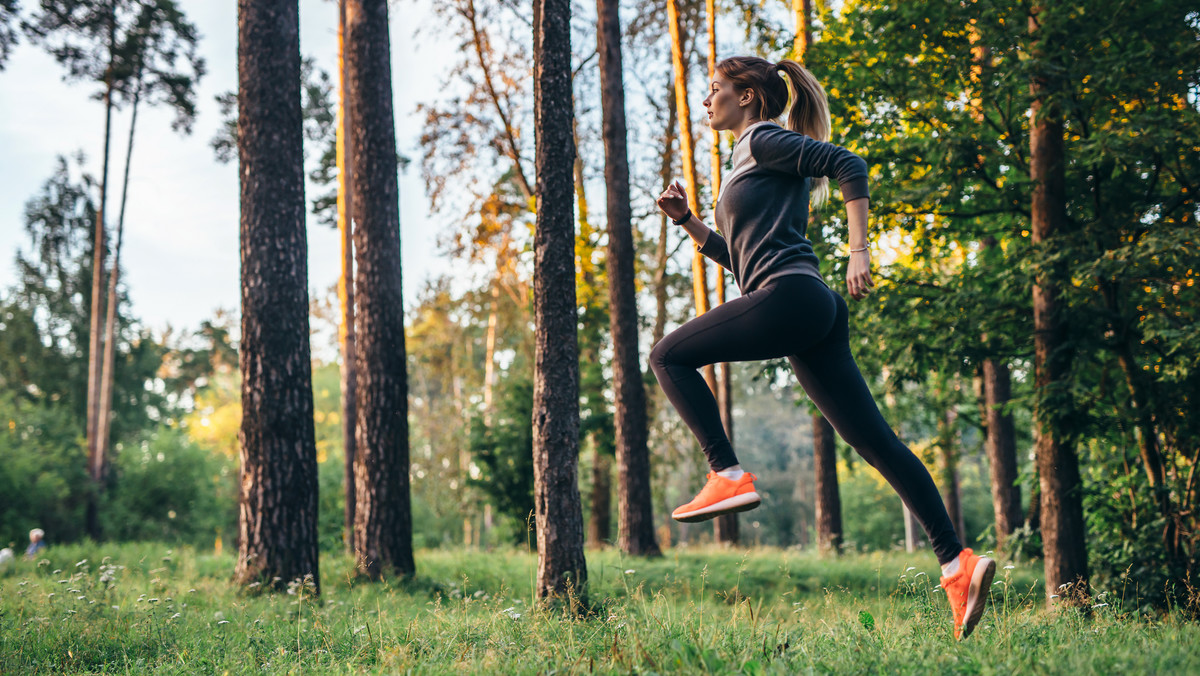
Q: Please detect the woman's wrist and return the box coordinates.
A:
[671,209,693,226]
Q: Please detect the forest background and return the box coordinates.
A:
[1,0,1197,615]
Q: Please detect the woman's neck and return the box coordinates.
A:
[731,117,766,141]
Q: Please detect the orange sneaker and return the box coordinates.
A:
[940,548,996,640]
[671,472,761,523]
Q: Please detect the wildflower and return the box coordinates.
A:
[218,620,229,625]
[1004,565,1015,570]
[170,613,181,619]
[1092,603,1109,609]
[149,598,159,603]
[75,559,88,568]
[905,566,916,572]
[112,606,119,610]
[501,606,522,619]
[76,596,85,601]
[624,569,636,575]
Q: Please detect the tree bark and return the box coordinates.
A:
[85,9,117,541]
[596,0,660,557]
[652,75,677,351]
[812,413,842,554]
[533,0,587,607]
[982,358,1022,549]
[233,0,320,592]
[1030,4,1087,605]
[336,0,359,553]
[345,0,414,579]
[939,406,966,542]
[588,446,612,546]
[97,68,142,485]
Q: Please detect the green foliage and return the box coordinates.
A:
[0,393,89,548]
[99,428,236,547]
[468,376,535,545]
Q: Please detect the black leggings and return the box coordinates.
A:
[650,274,962,564]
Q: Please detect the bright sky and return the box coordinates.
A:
[0,0,456,335]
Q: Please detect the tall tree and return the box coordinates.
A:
[336,0,358,552]
[25,0,119,539]
[705,0,737,545]
[1029,2,1087,604]
[794,0,842,556]
[346,0,414,578]
[232,0,320,592]
[96,0,205,506]
[532,0,587,606]
[595,0,660,557]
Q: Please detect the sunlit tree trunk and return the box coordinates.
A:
[347,0,414,579]
[97,66,142,485]
[85,8,117,541]
[532,0,587,608]
[1030,4,1087,605]
[667,0,716,399]
[336,0,359,553]
[705,0,737,545]
[233,0,320,592]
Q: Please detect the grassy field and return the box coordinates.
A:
[1,542,1196,674]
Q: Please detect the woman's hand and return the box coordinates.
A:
[656,180,690,223]
[846,250,874,300]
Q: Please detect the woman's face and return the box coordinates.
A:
[703,73,749,131]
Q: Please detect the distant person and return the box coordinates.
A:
[24,528,46,559]
[652,55,995,640]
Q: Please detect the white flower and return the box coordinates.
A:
[624,569,636,575]
[1004,565,1015,570]
[1092,603,1108,609]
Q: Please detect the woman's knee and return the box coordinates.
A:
[649,338,673,372]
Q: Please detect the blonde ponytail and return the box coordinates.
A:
[776,60,832,207]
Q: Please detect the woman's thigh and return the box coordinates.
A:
[652,276,838,369]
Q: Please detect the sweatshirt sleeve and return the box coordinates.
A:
[748,125,870,202]
[697,229,733,272]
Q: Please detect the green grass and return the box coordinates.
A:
[1,542,1195,674]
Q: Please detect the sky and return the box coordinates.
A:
[0,0,457,335]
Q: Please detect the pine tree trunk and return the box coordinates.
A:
[1030,4,1087,605]
[939,407,966,541]
[233,0,320,592]
[336,0,359,554]
[97,72,142,485]
[812,413,842,554]
[596,0,660,558]
[533,0,587,607]
[588,446,612,546]
[652,75,676,352]
[982,358,1022,549]
[346,0,414,579]
[85,11,118,540]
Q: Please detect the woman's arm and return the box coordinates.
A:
[656,180,733,271]
[845,197,874,300]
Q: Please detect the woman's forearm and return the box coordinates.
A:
[846,197,869,250]
[679,213,713,247]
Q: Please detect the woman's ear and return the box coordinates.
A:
[739,88,755,108]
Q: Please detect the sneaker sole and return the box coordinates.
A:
[672,492,761,523]
[960,556,996,639]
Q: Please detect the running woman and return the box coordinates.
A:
[652,56,995,639]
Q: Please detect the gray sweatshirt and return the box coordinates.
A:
[698,122,870,293]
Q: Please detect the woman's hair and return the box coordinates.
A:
[716,56,833,206]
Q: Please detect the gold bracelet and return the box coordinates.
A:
[850,246,868,253]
